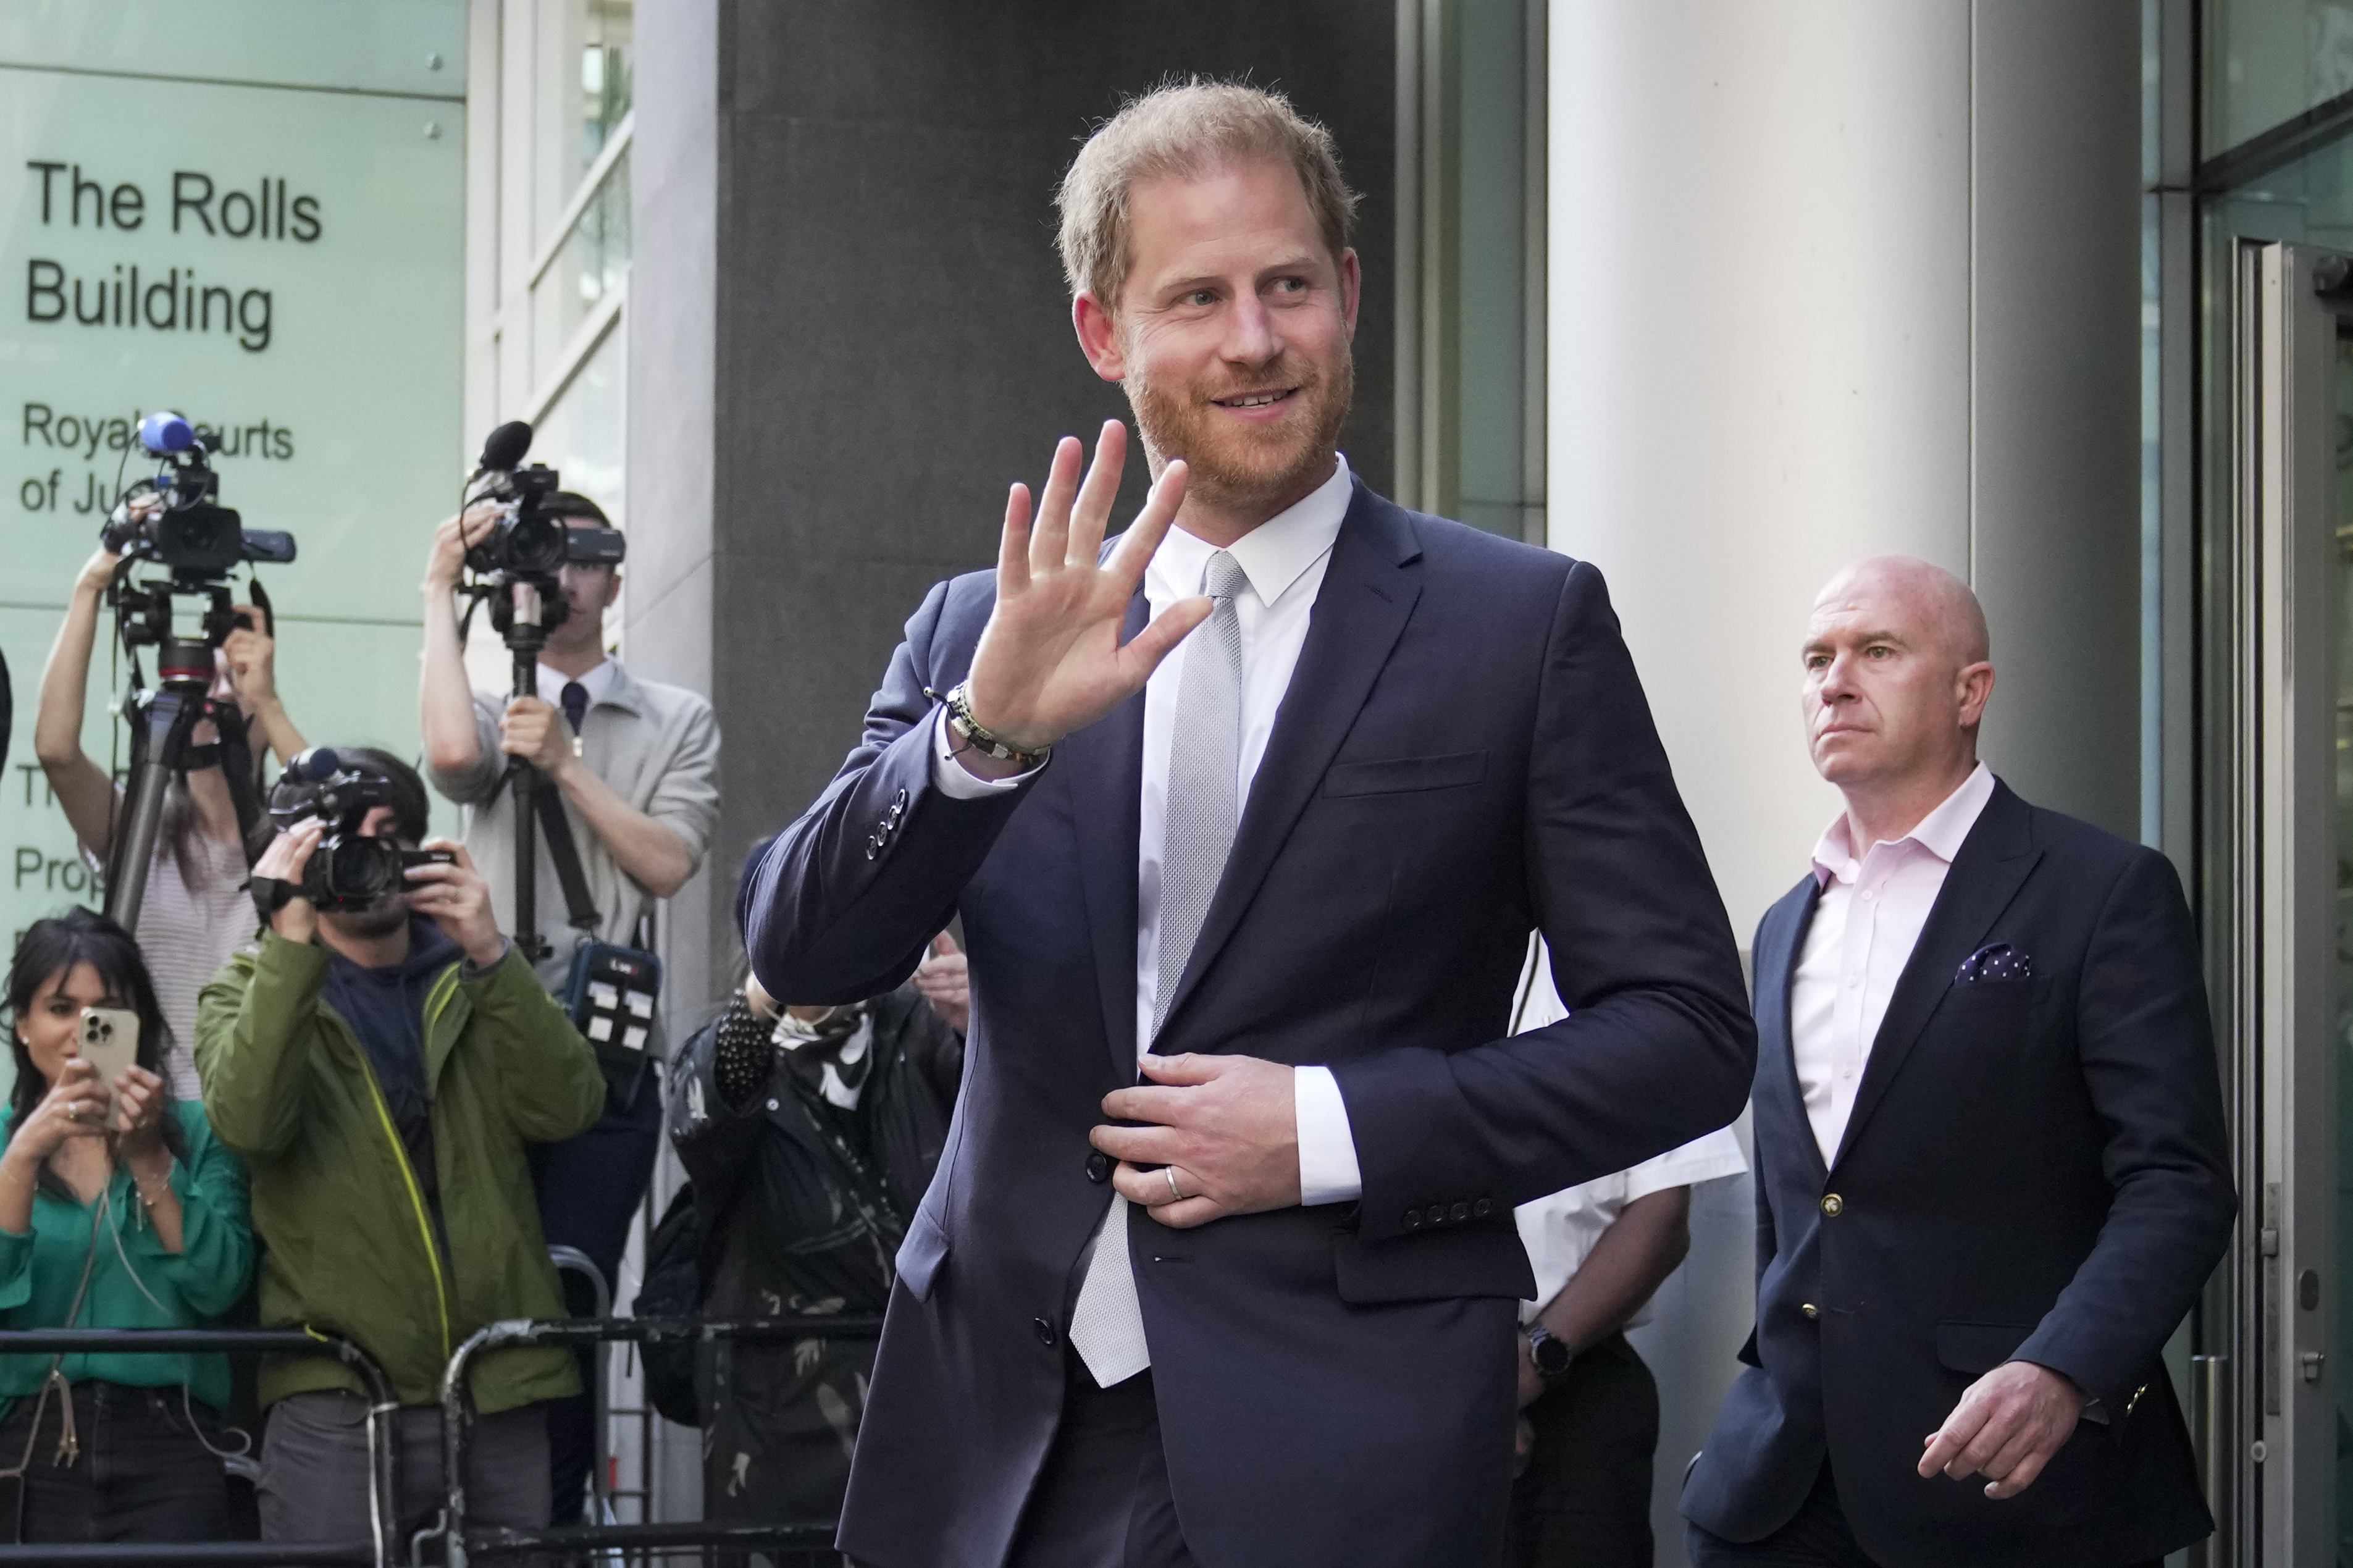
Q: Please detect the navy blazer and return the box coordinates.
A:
[1680,780,2234,1568]
[739,481,1755,1568]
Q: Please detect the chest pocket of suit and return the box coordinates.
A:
[1322,750,1488,798]
[1935,975,2053,1020]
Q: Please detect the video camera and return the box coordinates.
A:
[103,412,296,580]
[464,421,626,590]
[267,748,451,912]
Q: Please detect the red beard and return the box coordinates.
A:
[1128,343,1354,518]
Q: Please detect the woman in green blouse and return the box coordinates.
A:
[0,908,253,1545]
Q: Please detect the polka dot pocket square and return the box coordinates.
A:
[1955,942,2033,983]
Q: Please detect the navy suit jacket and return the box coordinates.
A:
[739,481,1755,1568]
[1680,781,2234,1568]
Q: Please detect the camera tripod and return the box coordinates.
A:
[102,572,269,934]
[468,570,600,966]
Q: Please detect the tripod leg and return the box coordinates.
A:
[105,690,199,933]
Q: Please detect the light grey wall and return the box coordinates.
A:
[626,0,718,1523]
[1968,4,2144,840]
[1549,3,2143,1559]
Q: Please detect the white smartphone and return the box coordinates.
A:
[77,1007,140,1116]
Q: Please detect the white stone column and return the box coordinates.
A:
[1547,6,2139,1558]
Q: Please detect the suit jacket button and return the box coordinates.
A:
[1403,1209,1424,1230]
[1819,1194,1844,1218]
[1801,1303,1819,1320]
[864,836,879,862]
[1472,1197,1494,1218]
[1427,1204,1449,1226]
[1085,1152,1112,1184]
[1449,1202,1470,1223]
[1034,1318,1058,1348]
[895,787,910,808]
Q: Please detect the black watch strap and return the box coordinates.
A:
[1527,1324,1575,1379]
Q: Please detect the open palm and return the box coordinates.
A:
[963,422,1207,753]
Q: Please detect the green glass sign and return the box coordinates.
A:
[0,1,466,957]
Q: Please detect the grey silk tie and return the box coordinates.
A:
[1068,550,1249,1386]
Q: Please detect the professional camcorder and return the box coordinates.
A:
[103,412,296,579]
[464,421,625,589]
[99,410,302,937]
[267,748,451,912]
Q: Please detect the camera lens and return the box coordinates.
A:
[506,513,568,575]
[324,835,398,900]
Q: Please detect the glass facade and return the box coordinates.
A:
[2207,0,2353,153]
[2192,3,2353,1559]
[1398,0,1545,541]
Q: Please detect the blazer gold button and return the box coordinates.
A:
[1819,1194,1843,1217]
[1801,1303,1819,1319]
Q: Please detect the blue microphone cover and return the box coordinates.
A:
[138,411,195,455]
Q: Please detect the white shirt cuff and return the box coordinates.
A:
[929,706,1041,799]
[1294,1065,1362,1205]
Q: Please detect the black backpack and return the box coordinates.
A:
[630,1181,703,1427]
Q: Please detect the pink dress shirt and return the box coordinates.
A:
[1789,763,1995,1166]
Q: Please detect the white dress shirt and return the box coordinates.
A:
[1789,763,1995,1165]
[930,456,1365,1204]
[1508,937,1747,1324]
[535,656,617,709]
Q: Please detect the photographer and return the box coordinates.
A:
[669,967,962,1531]
[193,748,603,1548]
[36,541,308,1096]
[419,491,718,1524]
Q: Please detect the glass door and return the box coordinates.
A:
[2228,239,2353,1567]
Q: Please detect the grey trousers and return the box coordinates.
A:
[256,1391,550,1553]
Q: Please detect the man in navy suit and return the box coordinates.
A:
[1679,557,2236,1568]
[738,82,1755,1567]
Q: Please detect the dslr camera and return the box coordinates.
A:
[266,748,451,912]
[103,412,296,580]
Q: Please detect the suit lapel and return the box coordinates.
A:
[1156,484,1424,1041]
[1755,876,1829,1184]
[1831,782,2041,1170]
[1064,589,1148,1083]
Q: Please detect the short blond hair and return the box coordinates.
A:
[1055,79,1360,307]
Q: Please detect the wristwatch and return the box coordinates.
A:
[1525,1324,1575,1381]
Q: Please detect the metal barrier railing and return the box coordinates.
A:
[0,1327,399,1568]
[437,1314,886,1568]
[543,1246,612,1524]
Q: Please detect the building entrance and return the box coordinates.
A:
[2213,238,2353,1567]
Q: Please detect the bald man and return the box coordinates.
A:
[1679,558,2234,1568]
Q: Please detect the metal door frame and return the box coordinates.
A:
[2228,237,2349,1567]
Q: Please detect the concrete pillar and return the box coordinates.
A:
[1548,5,2141,1558]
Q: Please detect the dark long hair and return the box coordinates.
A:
[4,908,189,1184]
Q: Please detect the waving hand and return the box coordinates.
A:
[960,422,1205,760]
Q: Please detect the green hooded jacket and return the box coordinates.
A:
[196,930,604,1412]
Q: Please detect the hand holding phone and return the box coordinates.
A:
[77,1008,140,1118]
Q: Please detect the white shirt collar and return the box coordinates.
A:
[1147,455,1351,605]
[1811,762,1996,886]
[537,657,618,710]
